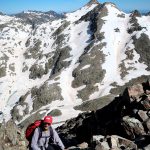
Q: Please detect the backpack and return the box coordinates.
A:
[25,120,42,141]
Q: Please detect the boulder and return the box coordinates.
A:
[137,110,149,122]
[141,98,150,110]
[93,135,137,150]
[127,84,144,101]
[108,135,137,150]
[93,135,110,150]
[0,120,26,149]
[122,116,146,139]
[144,118,150,132]
[77,142,88,149]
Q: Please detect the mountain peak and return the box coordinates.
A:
[146,11,150,16]
[0,12,4,15]
[87,0,99,6]
[130,10,141,17]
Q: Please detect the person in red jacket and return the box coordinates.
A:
[30,116,65,150]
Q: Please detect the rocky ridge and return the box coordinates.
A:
[14,10,64,25]
[57,81,150,149]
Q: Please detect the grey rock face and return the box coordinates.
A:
[9,63,15,72]
[11,82,63,123]
[122,116,146,139]
[48,109,62,116]
[127,14,143,34]
[144,118,150,132]
[86,0,99,7]
[24,39,42,59]
[29,64,45,79]
[0,67,6,77]
[52,21,70,37]
[11,92,30,122]
[31,82,63,111]
[0,23,8,31]
[51,46,72,76]
[133,33,150,70]
[138,110,149,122]
[0,54,9,78]
[118,47,136,79]
[0,120,26,150]
[74,94,115,111]
[117,13,125,18]
[72,45,106,100]
[24,37,60,79]
[119,61,130,79]
[93,135,137,150]
[110,75,150,96]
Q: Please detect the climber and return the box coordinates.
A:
[29,116,65,150]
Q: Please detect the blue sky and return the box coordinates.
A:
[0,0,150,14]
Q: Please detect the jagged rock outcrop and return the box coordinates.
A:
[130,10,141,17]
[87,0,100,6]
[0,120,26,150]
[57,81,150,149]
[127,9,144,36]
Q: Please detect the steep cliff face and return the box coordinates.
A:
[0,0,150,127]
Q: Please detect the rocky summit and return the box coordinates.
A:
[0,0,150,148]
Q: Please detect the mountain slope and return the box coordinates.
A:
[0,0,150,127]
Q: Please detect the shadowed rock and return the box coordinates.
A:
[57,81,150,149]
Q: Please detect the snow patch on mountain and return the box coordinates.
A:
[0,15,15,23]
[66,3,98,22]
[100,5,129,85]
[137,16,150,38]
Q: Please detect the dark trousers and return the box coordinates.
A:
[47,145,56,150]
[47,144,62,150]
[28,144,61,150]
